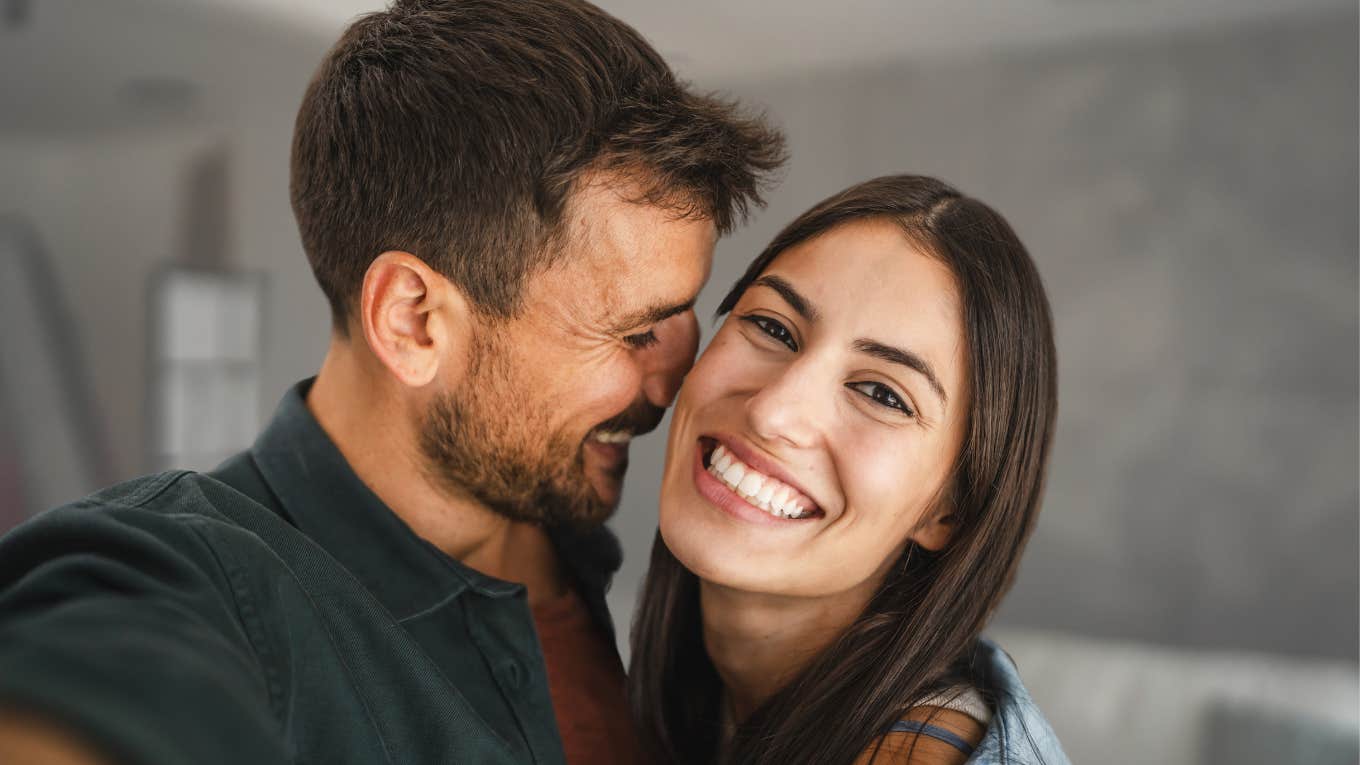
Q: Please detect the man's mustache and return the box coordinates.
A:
[591,401,666,439]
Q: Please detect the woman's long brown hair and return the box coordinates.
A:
[628,175,1059,764]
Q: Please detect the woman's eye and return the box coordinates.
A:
[624,329,660,349]
[739,315,797,351]
[848,381,916,418]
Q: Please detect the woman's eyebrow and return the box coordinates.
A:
[853,339,948,410]
[751,276,947,409]
[751,275,820,323]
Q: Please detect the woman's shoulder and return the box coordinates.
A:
[854,703,985,765]
[855,638,1073,764]
[963,638,1072,764]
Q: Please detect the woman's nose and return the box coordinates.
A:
[744,357,822,450]
[639,310,700,408]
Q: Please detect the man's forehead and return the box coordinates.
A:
[564,176,715,260]
[554,242,708,333]
[544,177,715,327]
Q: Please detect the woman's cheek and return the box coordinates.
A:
[689,334,745,399]
[847,446,932,537]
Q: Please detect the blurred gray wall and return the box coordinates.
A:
[605,8,1360,661]
[0,0,332,484]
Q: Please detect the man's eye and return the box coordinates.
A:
[624,329,660,349]
[848,381,916,418]
[739,315,797,351]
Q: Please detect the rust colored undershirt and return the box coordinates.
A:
[531,587,648,765]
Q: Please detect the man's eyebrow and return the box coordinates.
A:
[751,275,821,323]
[853,339,949,410]
[611,298,697,333]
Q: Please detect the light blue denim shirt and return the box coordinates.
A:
[967,638,1071,764]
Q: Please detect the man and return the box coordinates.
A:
[0,1,785,762]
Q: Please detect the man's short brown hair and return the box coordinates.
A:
[291,0,787,331]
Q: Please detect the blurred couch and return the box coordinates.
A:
[992,628,1360,765]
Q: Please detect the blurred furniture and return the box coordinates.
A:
[0,215,111,529]
[992,627,1360,765]
[149,267,262,472]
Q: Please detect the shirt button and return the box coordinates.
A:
[501,661,523,689]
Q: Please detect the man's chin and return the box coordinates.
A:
[573,469,621,524]
[584,477,622,518]
[583,441,628,503]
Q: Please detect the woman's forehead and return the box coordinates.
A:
[760,220,961,331]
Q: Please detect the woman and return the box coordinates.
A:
[629,175,1068,764]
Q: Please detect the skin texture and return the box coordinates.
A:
[0,712,109,765]
[658,219,975,742]
[309,170,715,602]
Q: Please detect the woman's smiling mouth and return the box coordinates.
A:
[695,436,824,522]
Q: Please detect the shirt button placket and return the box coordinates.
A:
[500,660,524,691]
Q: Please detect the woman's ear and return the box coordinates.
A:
[359,251,473,389]
[908,505,958,552]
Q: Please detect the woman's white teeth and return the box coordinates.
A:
[723,462,746,489]
[714,450,733,473]
[707,444,812,519]
[755,483,775,506]
[737,472,764,497]
[770,486,791,513]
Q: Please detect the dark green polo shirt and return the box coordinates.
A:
[0,380,623,764]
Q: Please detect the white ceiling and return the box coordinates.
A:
[0,0,1352,136]
[186,0,1354,82]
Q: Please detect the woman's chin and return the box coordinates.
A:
[659,463,820,596]
[658,511,792,595]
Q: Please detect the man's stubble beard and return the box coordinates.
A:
[417,333,617,529]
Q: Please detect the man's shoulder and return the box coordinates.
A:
[0,471,308,765]
[37,469,266,528]
[82,469,237,513]
[4,468,296,576]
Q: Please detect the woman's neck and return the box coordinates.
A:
[700,580,875,722]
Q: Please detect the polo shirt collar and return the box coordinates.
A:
[249,379,524,619]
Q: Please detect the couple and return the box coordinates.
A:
[0,1,1066,764]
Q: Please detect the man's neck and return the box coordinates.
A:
[700,580,875,723]
[306,346,567,605]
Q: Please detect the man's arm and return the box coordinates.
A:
[0,493,289,764]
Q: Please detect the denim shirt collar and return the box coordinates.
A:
[969,638,1071,765]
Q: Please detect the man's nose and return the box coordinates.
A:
[639,310,700,408]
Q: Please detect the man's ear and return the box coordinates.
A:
[359,251,472,389]
[908,504,958,553]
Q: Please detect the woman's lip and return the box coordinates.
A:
[692,446,811,526]
[700,433,823,514]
